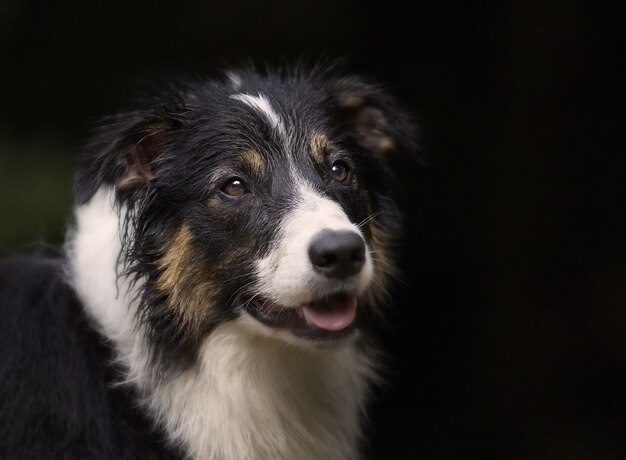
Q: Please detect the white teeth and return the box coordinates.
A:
[301,307,314,325]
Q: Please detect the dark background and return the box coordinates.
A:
[1,1,624,458]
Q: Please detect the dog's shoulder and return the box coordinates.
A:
[0,254,180,460]
[0,254,76,359]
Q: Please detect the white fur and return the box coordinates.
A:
[230,93,287,139]
[151,321,374,460]
[255,182,373,308]
[65,189,137,350]
[66,187,376,460]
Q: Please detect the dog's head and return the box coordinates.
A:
[75,66,417,360]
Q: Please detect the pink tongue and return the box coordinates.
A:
[302,296,357,331]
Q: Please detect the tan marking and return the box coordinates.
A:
[356,107,395,153]
[238,149,264,176]
[157,225,215,338]
[367,217,397,304]
[310,133,329,164]
[334,78,366,108]
[337,94,364,108]
[371,135,395,153]
[369,220,393,274]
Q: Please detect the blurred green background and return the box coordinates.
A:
[1,1,624,458]
[0,137,71,255]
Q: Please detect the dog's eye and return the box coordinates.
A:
[221,178,248,197]
[330,161,351,183]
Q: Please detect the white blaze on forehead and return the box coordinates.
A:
[230,92,287,138]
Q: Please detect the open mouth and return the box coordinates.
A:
[245,293,358,340]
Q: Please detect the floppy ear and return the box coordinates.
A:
[74,111,172,205]
[333,76,419,158]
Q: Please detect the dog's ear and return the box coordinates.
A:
[332,76,419,159]
[75,110,173,204]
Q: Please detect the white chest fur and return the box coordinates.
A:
[66,189,375,459]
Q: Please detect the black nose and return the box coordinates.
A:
[308,230,366,279]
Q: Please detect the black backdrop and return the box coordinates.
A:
[1,1,625,458]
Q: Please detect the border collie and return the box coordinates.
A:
[0,65,416,459]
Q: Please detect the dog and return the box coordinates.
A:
[0,64,417,459]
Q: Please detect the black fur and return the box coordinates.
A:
[77,65,415,370]
[0,64,417,458]
[0,254,181,459]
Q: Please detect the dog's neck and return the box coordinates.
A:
[66,188,374,460]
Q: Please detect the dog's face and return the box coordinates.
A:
[75,67,416,360]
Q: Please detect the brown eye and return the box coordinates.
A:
[221,178,248,197]
[330,161,351,183]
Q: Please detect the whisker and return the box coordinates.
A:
[223,270,257,283]
[356,211,384,229]
[370,272,393,300]
[368,248,393,256]
[226,278,259,306]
